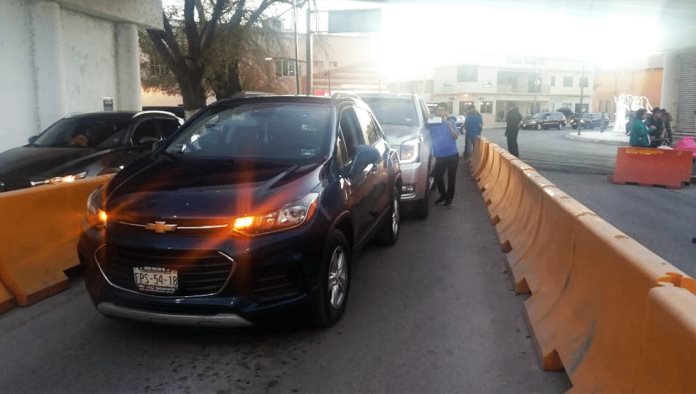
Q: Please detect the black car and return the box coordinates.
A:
[0,111,183,192]
[78,94,402,327]
[571,112,609,130]
[519,111,567,130]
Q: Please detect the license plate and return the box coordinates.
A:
[133,266,178,294]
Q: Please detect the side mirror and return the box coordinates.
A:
[350,145,381,177]
[28,135,38,144]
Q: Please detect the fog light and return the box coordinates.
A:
[401,184,415,194]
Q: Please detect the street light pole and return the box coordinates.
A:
[305,2,312,96]
[292,0,300,94]
[578,62,586,135]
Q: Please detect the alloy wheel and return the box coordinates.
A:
[327,246,348,310]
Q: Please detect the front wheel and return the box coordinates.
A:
[307,230,351,327]
[557,123,563,130]
[537,123,543,131]
[376,186,400,246]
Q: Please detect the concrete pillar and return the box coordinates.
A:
[660,51,680,112]
[31,1,67,130]
[115,23,141,111]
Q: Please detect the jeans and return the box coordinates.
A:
[432,153,459,202]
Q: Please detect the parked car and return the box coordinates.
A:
[571,112,610,130]
[142,106,185,118]
[519,111,567,130]
[78,93,402,328]
[357,92,433,219]
[449,115,466,133]
[0,111,183,192]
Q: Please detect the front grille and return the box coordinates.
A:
[96,246,234,297]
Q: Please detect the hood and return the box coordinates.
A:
[105,156,324,221]
[0,146,108,181]
[380,124,422,147]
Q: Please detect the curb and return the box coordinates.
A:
[563,132,628,146]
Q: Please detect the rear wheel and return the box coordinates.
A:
[376,186,400,246]
[307,230,351,327]
[537,123,543,131]
[557,123,563,130]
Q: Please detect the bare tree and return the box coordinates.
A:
[145,0,290,116]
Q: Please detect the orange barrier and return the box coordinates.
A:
[472,142,696,392]
[0,176,112,306]
[0,275,15,314]
[474,140,496,187]
[610,147,693,189]
[528,214,696,392]
[470,137,489,178]
[631,286,696,393]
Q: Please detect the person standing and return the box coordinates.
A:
[629,109,650,147]
[504,106,523,157]
[430,102,459,207]
[662,108,673,144]
[463,105,483,159]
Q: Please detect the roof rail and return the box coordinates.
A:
[228,91,276,99]
[331,92,361,101]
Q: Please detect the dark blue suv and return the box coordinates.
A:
[78,94,402,327]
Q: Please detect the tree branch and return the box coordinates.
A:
[146,29,181,73]
[160,12,184,60]
[200,0,230,52]
[184,0,201,59]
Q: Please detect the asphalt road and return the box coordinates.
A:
[0,162,569,394]
[485,127,696,276]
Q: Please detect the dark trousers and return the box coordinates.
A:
[433,153,459,202]
[506,127,520,157]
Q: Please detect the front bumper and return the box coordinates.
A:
[399,161,428,201]
[78,216,329,325]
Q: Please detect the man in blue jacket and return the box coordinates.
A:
[431,102,460,207]
[463,105,483,159]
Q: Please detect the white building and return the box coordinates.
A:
[431,55,593,126]
[0,0,163,152]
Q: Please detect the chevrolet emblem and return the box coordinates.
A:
[145,221,177,233]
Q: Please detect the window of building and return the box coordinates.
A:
[480,101,493,114]
[313,60,324,68]
[562,103,572,109]
[563,76,573,87]
[149,60,170,77]
[457,65,478,82]
[459,101,474,114]
[550,76,556,86]
[275,59,297,77]
[579,77,589,88]
[329,61,338,68]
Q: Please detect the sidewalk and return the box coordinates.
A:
[564,128,629,145]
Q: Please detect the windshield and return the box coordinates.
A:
[164,102,332,162]
[360,98,419,127]
[33,117,130,148]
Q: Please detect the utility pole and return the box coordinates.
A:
[292,0,300,94]
[305,2,312,96]
[578,62,586,135]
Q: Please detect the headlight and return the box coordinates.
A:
[580,119,586,124]
[231,193,319,236]
[399,137,421,164]
[85,187,107,228]
[528,120,537,124]
[31,171,87,187]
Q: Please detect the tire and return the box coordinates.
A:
[537,123,543,131]
[557,123,563,130]
[307,230,351,327]
[376,186,400,246]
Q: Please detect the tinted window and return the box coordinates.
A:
[339,108,364,158]
[158,118,181,138]
[132,119,160,145]
[164,103,331,162]
[360,97,418,127]
[354,107,382,145]
[33,117,130,148]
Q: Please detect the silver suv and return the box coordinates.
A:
[358,92,433,219]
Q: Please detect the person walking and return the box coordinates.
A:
[463,105,483,159]
[430,102,459,207]
[629,109,650,147]
[504,105,523,157]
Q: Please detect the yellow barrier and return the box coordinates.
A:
[470,137,489,178]
[0,273,15,313]
[471,141,696,392]
[0,176,112,306]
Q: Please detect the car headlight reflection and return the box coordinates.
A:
[85,187,107,228]
[399,137,420,164]
[31,171,87,187]
[232,193,319,236]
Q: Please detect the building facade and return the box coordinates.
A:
[0,0,162,153]
[431,55,594,126]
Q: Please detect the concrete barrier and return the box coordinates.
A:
[471,143,696,392]
[0,176,112,307]
[610,147,693,189]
